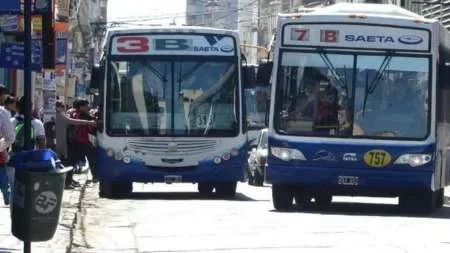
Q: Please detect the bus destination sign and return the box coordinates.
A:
[283,24,430,52]
[111,34,236,56]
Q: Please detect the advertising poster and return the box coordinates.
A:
[56,0,69,22]
[0,15,19,31]
[43,71,56,90]
[75,81,86,97]
[43,90,56,112]
[55,22,68,65]
[55,66,66,96]
[55,37,67,65]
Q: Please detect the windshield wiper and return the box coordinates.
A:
[318,49,348,94]
[361,54,393,117]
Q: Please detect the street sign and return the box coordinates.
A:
[0,1,20,13]
[0,42,42,71]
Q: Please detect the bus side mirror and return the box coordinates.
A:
[90,64,105,133]
[90,64,105,91]
[265,99,270,127]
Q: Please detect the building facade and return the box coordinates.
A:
[186,0,239,29]
[69,0,107,103]
[238,0,423,63]
[420,1,450,29]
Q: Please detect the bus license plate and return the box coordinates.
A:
[164,175,182,184]
[338,176,359,186]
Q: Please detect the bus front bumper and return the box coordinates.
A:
[266,164,433,195]
[96,149,247,183]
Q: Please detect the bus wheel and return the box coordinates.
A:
[198,182,214,196]
[99,181,133,199]
[215,182,237,198]
[314,194,332,209]
[272,184,293,210]
[399,190,435,214]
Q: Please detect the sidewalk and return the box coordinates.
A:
[0,173,88,253]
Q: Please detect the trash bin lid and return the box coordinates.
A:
[8,149,60,171]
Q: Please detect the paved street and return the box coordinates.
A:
[71,183,450,253]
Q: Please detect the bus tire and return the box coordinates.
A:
[99,181,133,199]
[272,184,293,210]
[198,182,214,196]
[399,190,435,214]
[215,182,237,198]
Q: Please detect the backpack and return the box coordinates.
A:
[12,116,36,152]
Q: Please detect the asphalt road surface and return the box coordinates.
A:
[71,183,450,253]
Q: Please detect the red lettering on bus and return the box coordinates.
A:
[116,37,150,53]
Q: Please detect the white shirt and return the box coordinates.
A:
[0,106,15,152]
[11,115,46,139]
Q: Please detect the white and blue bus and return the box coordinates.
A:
[91,26,248,198]
[267,3,450,212]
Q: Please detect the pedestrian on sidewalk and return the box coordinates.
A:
[0,84,8,105]
[72,99,98,183]
[4,96,17,117]
[0,103,15,205]
[10,97,46,152]
[6,97,47,209]
[55,101,95,189]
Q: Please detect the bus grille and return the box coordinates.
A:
[126,139,217,155]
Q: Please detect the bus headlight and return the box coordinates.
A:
[230,148,239,156]
[271,147,306,161]
[213,156,222,164]
[122,156,131,164]
[394,154,432,167]
[106,149,114,157]
[222,153,231,161]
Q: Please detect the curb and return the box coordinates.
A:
[66,174,89,253]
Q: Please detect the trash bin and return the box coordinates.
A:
[8,149,72,242]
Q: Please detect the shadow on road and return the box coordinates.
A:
[126,191,259,201]
[271,202,450,219]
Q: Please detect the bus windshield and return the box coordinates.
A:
[106,57,239,137]
[245,87,269,130]
[274,51,430,140]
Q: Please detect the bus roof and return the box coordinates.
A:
[279,3,434,23]
[105,25,238,37]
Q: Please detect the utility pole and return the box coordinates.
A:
[23,0,32,152]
